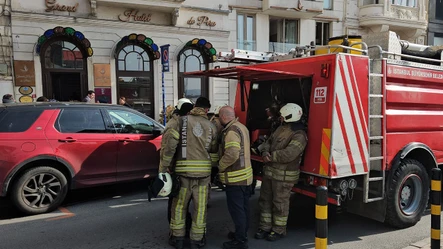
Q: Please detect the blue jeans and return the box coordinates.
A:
[225,185,252,242]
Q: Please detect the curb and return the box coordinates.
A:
[403,237,443,249]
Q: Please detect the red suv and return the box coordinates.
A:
[0,102,163,215]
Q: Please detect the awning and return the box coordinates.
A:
[184,66,311,81]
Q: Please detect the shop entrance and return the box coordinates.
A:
[41,38,88,102]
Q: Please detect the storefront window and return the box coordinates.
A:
[178,48,208,102]
[117,45,154,117]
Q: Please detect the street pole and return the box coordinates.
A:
[160,44,170,126]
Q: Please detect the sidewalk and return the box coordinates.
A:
[403,237,443,249]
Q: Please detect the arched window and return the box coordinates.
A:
[37,27,92,102]
[178,48,209,102]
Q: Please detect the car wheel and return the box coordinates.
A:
[385,159,429,228]
[11,166,68,215]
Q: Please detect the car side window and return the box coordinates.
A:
[56,108,107,133]
[106,109,155,134]
[0,109,43,132]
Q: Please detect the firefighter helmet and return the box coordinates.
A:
[280,103,303,123]
[157,172,173,197]
[177,98,193,111]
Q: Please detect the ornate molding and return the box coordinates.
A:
[390,6,419,20]
[89,0,97,17]
[172,8,179,26]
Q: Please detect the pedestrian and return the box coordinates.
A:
[36,96,49,102]
[164,97,194,246]
[217,106,253,249]
[2,94,14,103]
[159,96,219,249]
[255,103,308,241]
[82,90,95,103]
[119,96,132,108]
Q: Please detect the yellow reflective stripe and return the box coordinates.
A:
[274,216,288,226]
[175,167,211,173]
[289,140,304,149]
[225,142,241,149]
[197,185,207,228]
[227,167,252,177]
[261,213,272,218]
[176,160,211,166]
[210,153,219,162]
[169,129,180,140]
[265,167,299,181]
[260,213,272,223]
[227,170,253,183]
[171,187,187,230]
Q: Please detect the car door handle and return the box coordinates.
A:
[58,138,77,143]
[118,138,145,143]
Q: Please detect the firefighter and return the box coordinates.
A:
[159,97,219,249]
[209,105,226,134]
[255,103,308,242]
[164,98,194,246]
[217,106,253,249]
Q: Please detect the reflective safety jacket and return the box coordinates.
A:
[159,107,219,178]
[261,123,307,183]
[218,119,253,186]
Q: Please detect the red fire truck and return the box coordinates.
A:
[186,31,443,228]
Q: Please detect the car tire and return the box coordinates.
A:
[11,166,68,215]
[385,159,429,228]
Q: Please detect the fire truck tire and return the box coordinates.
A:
[385,159,429,228]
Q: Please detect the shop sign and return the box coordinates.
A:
[14,61,35,86]
[119,10,152,23]
[94,64,111,87]
[45,0,79,12]
[187,16,216,27]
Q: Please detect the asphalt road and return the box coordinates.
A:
[0,182,435,249]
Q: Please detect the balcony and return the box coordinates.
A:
[237,40,257,51]
[262,0,323,19]
[95,0,185,11]
[359,1,427,41]
[268,42,298,53]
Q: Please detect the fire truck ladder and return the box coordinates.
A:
[364,50,386,203]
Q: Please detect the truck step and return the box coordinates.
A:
[369,94,383,98]
[369,177,384,182]
[369,136,384,140]
[366,197,384,203]
[369,156,383,161]
[369,73,384,77]
[369,115,383,118]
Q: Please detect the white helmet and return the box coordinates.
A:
[209,104,227,115]
[280,103,303,123]
[157,173,173,197]
[177,98,193,111]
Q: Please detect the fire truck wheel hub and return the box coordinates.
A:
[399,174,422,216]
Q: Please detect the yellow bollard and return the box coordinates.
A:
[431,168,441,249]
[315,186,328,249]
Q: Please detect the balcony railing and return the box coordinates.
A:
[237,40,257,51]
[269,42,299,53]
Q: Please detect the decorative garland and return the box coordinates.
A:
[185,38,217,63]
[114,33,160,60]
[36,26,93,57]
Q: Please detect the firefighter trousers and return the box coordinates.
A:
[258,175,295,235]
[170,176,210,241]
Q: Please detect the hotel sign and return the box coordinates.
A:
[119,10,152,23]
[187,16,216,27]
[14,61,35,87]
[94,64,111,87]
[45,0,79,12]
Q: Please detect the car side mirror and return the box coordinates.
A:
[152,127,162,137]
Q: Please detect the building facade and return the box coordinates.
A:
[427,0,443,45]
[10,0,231,119]
[0,0,12,100]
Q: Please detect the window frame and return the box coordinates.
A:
[103,107,163,135]
[315,22,331,45]
[323,0,333,10]
[237,13,256,50]
[55,108,109,134]
[177,47,209,100]
[391,0,416,7]
[116,44,155,118]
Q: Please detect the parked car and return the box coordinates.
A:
[0,102,164,215]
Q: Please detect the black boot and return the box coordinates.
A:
[266,231,285,242]
[228,232,248,242]
[174,237,184,249]
[222,240,248,249]
[254,229,269,240]
[190,239,204,249]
